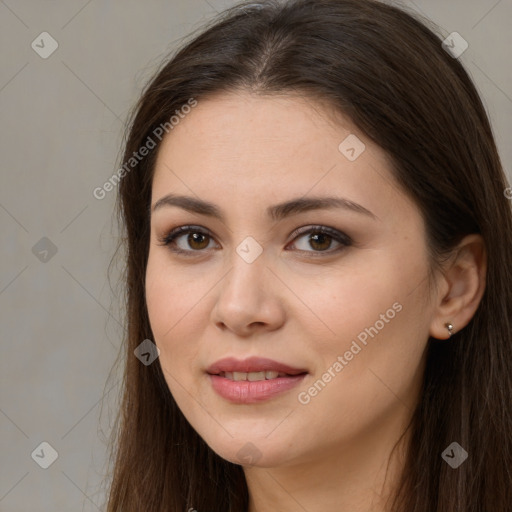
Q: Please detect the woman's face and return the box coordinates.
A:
[145,91,434,468]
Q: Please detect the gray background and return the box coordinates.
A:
[1,0,510,510]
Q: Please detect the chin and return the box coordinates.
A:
[197,427,299,468]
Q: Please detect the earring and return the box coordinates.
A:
[445,322,454,338]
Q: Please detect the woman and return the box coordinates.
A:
[105,0,512,510]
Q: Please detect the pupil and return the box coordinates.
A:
[310,233,331,251]
[185,232,333,251]
[189,233,208,250]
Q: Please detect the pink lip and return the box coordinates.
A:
[206,357,308,404]
[206,356,307,375]
[208,374,307,404]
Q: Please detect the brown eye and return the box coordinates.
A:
[287,226,352,255]
[158,224,352,257]
[306,232,334,251]
[157,226,217,255]
[186,232,210,250]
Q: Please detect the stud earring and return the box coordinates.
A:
[445,322,454,338]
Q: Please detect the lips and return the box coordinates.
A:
[206,357,308,403]
[206,356,308,376]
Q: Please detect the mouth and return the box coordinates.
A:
[206,356,308,376]
[217,370,304,381]
[206,357,308,404]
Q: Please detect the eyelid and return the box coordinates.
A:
[156,225,217,254]
[285,225,352,256]
[157,224,352,256]
[288,224,352,245]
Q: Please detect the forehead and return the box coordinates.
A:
[154,91,363,168]
[150,91,402,219]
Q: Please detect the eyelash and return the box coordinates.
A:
[156,224,353,258]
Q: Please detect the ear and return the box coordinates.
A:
[429,234,487,340]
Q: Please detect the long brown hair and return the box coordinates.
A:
[104,0,512,510]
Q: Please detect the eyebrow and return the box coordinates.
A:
[151,193,377,222]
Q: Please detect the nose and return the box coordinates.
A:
[210,250,286,337]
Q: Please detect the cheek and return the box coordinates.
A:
[285,257,404,348]
[145,257,207,374]
[145,267,208,424]
[145,247,213,330]
[289,256,429,414]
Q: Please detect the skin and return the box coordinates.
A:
[145,91,486,512]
